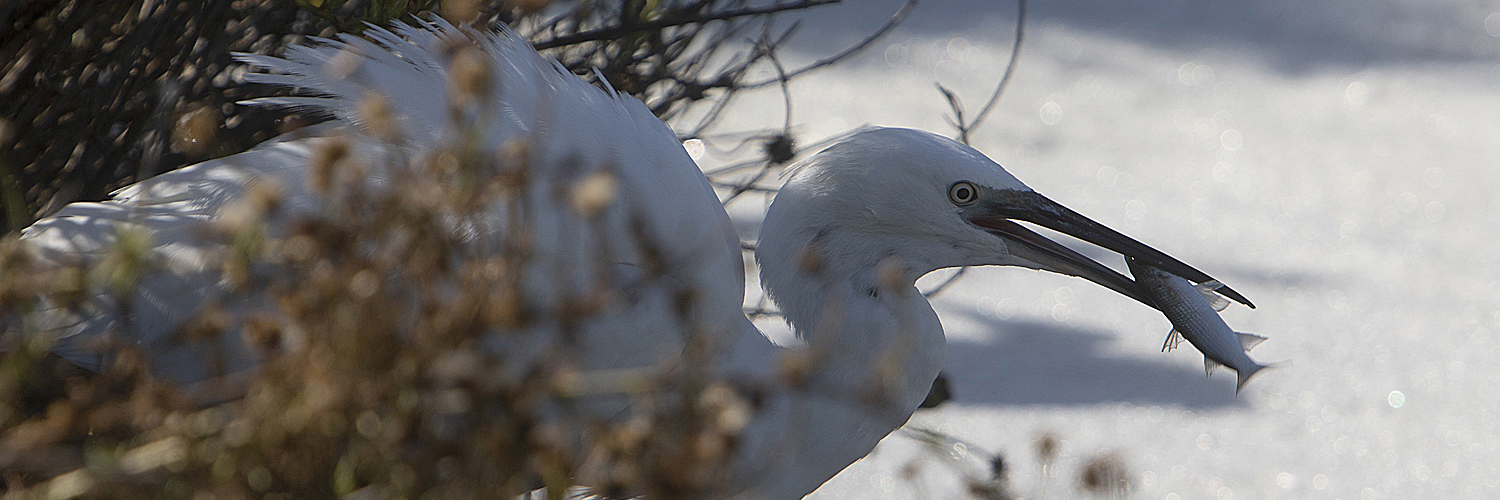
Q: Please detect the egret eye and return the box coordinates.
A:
[948,181,979,205]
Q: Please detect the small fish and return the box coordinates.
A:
[1127,257,1269,393]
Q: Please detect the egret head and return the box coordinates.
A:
[757,127,1250,312]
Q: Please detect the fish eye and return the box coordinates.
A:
[948,181,979,205]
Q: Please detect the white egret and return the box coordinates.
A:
[7,19,1251,499]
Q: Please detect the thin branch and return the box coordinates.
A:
[920,266,969,298]
[962,0,1026,141]
[532,0,840,50]
[935,83,964,139]
[923,0,1026,299]
[699,127,851,176]
[706,181,778,192]
[737,0,916,89]
[743,306,783,318]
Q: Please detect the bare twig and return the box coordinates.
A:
[532,0,840,50]
[921,266,970,298]
[923,0,1026,299]
[950,0,1027,144]
[738,0,917,89]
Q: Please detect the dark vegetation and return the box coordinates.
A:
[0,0,1134,497]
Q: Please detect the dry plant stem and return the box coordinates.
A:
[736,0,917,89]
[920,0,1026,299]
[716,35,795,205]
[2,0,885,234]
[0,2,1031,498]
[532,0,841,50]
[951,0,1027,145]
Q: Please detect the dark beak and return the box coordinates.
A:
[966,189,1254,310]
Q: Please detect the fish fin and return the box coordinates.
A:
[1234,359,1290,395]
[1236,332,1268,351]
[1203,356,1222,377]
[1162,329,1185,352]
[1194,280,1231,311]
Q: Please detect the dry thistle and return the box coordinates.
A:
[696,383,751,436]
[795,240,824,274]
[505,0,553,14]
[171,105,220,156]
[324,47,364,81]
[447,45,492,109]
[441,0,482,23]
[356,92,401,142]
[308,137,351,194]
[91,225,155,298]
[776,349,814,387]
[875,255,908,297]
[1035,431,1059,466]
[1078,452,1130,497]
[762,134,797,166]
[0,3,920,497]
[219,178,283,234]
[570,170,618,218]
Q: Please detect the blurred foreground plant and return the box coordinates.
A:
[0,26,768,497]
[0,1,1066,498]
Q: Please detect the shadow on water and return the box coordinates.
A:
[935,311,1247,409]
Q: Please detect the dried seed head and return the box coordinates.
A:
[309,138,351,193]
[218,179,282,238]
[1035,431,1059,465]
[243,178,283,213]
[692,430,728,463]
[900,462,921,481]
[796,240,823,274]
[96,226,154,296]
[875,256,907,295]
[762,134,797,165]
[242,314,284,352]
[349,269,379,299]
[505,0,553,14]
[570,170,618,218]
[429,349,483,385]
[485,289,523,328]
[697,383,751,435]
[497,138,530,164]
[1078,452,1130,496]
[427,150,460,180]
[180,305,230,342]
[356,91,400,141]
[494,139,533,194]
[278,113,309,135]
[442,0,481,22]
[47,265,88,307]
[777,350,813,387]
[448,46,492,107]
[324,47,363,81]
[171,105,220,155]
[282,235,317,262]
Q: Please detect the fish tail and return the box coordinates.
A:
[1235,359,1290,394]
[1234,363,1266,394]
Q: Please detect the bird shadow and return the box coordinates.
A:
[934,311,1247,409]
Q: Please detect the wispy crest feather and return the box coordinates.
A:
[234,18,652,155]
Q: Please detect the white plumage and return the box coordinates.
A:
[10,19,1250,498]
